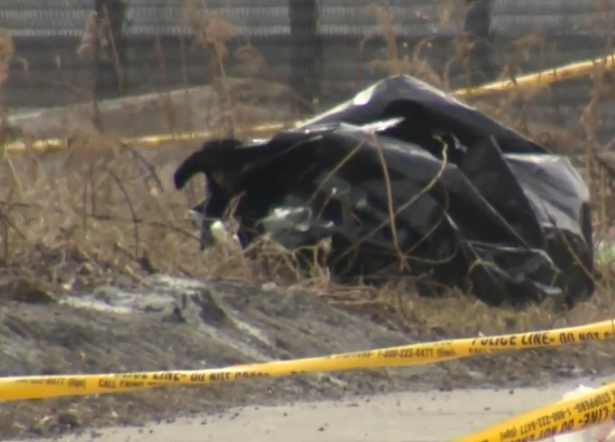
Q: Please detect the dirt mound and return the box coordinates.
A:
[0,276,438,439]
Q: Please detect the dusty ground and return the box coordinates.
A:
[2,274,615,440]
[9,382,610,442]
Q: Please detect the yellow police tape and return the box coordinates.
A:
[455,50,615,99]
[1,319,613,402]
[5,51,615,155]
[1,121,295,155]
[452,379,615,442]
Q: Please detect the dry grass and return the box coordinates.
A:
[3,0,615,339]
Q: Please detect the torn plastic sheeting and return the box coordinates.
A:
[173,74,594,307]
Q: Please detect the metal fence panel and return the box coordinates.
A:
[2,0,615,141]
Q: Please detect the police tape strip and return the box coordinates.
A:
[455,50,615,99]
[5,51,615,155]
[2,121,295,154]
[451,378,615,442]
[1,319,613,402]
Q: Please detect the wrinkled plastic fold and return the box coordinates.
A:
[174,75,594,307]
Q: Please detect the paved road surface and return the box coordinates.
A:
[11,379,608,442]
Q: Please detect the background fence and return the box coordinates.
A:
[2,0,615,142]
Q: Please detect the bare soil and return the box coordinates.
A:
[2,274,615,440]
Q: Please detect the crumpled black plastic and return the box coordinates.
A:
[174,74,594,307]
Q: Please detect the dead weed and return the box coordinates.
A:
[1,130,615,341]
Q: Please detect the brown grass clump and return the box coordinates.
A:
[3,1,615,339]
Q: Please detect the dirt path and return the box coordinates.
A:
[9,379,608,442]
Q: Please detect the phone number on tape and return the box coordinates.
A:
[474,390,615,442]
[379,348,457,359]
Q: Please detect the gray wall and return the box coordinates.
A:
[2,0,615,140]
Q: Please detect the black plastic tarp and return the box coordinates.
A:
[174,75,594,307]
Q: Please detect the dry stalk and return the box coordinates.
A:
[155,35,178,136]
[179,33,195,136]
[333,138,450,267]
[361,4,443,88]
[0,30,23,194]
[103,166,141,258]
[370,133,410,272]
[101,4,125,96]
[182,0,241,137]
